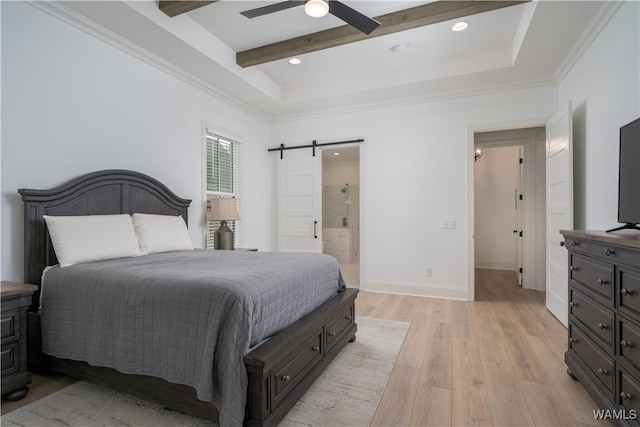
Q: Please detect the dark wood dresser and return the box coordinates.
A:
[1,281,38,400]
[562,230,640,422]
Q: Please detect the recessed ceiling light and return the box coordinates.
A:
[390,43,410,53]
[452,21,468,32]
[333,152,340,156]
[288,58,301,65]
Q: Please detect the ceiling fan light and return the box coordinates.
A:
[305,0,329,18]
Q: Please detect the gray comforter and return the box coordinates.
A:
[40,249,346,426]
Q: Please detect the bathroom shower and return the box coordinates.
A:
[322,183,359,263]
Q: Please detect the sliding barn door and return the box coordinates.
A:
[545,102,573,327]
[277,148,322,253]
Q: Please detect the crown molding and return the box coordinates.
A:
[270,78,558,123]
[553,0,624,82]
[26,1,272,123]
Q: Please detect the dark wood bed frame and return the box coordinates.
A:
[19,169,358,427]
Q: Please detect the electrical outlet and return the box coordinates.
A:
[426,268,433,277]
[443,220,456,229]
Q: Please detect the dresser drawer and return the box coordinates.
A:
[618,367,640,421]
[619,267,640,322]
[1,341,18,378]
[271,328,323,406]
[565,237,638,269]
[619,316,640,373]
[570,253,614,304]
[570,288,614,350]
[569,323,615,396]
[1,311,17,343]
[325,303,354,351]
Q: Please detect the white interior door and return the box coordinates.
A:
[546,102,573,326]
[277,148,322,252]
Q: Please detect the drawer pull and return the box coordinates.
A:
[622,288,634,296]
[570,266,578,272]
[569,302,578,307]
[597,278,608,286]
[281,375,291,383]
[597,323,608,330]
[621,391,632,401]
[345,315,352,321]
[605,248,615,256]
[569,338,578,345]
[328,331,336,337]
[572,241,579,247]
[597,368,608,375]
[621,340,633,348]
[312,346,320,352]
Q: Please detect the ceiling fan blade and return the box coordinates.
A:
[329,1,380,35]
[240,1,305,19]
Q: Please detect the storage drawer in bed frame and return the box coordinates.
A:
[244,287,358,427]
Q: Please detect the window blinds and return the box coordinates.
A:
[205,129,240,249]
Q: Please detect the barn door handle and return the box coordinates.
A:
[314,221,318,239]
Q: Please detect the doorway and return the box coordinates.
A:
[322,146,360,287]
[473,127,546,292]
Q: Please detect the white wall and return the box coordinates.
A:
[1,2,272,281]
[559,0,640,230]
[474,146,520,271]
[271,87,557,299]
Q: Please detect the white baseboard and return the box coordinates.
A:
[361,280,469,301]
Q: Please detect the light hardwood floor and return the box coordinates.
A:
[2,269,604,426]
[363,268,605,427]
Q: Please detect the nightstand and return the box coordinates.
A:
[1,281,37,400]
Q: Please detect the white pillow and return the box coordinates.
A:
[43,214,142,267]
[132,213,193,255]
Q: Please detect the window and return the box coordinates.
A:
[205,129,240,249]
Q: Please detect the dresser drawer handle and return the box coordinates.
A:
[622,288,634,296]
[597,323,608,330]
[345,315,352,321]
[621,391,632,401]
[312,346,320,352]
[570,266,578,272]
[572,241,579,247]
[281,375,291,383]
[597,368,608,375]
[621,340,633,348]
[597,278,608,286]
[605,248,615,256]
[569,302,578,307]
[569,338,578,345]
[328,331,336,337]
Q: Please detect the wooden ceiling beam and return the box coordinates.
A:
[237,0,529,68]
[159,1,218,18]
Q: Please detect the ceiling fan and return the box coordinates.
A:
[240,0,381,35]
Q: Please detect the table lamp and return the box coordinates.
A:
[207,198,240,250]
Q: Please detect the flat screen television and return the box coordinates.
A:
[608,117,640,232]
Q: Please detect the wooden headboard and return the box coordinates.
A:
[19,170,192,293]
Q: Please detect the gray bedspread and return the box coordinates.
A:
[40,249,346,426]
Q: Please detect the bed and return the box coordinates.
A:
[19,169,358,427]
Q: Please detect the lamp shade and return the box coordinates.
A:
[207,198,240,221]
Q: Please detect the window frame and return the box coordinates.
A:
[203,125,242,249]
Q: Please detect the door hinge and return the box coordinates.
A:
[519,267,523,273]
[519,194,523,200]
[519,158,523,164]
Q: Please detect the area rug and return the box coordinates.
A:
[2,316,409,427]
